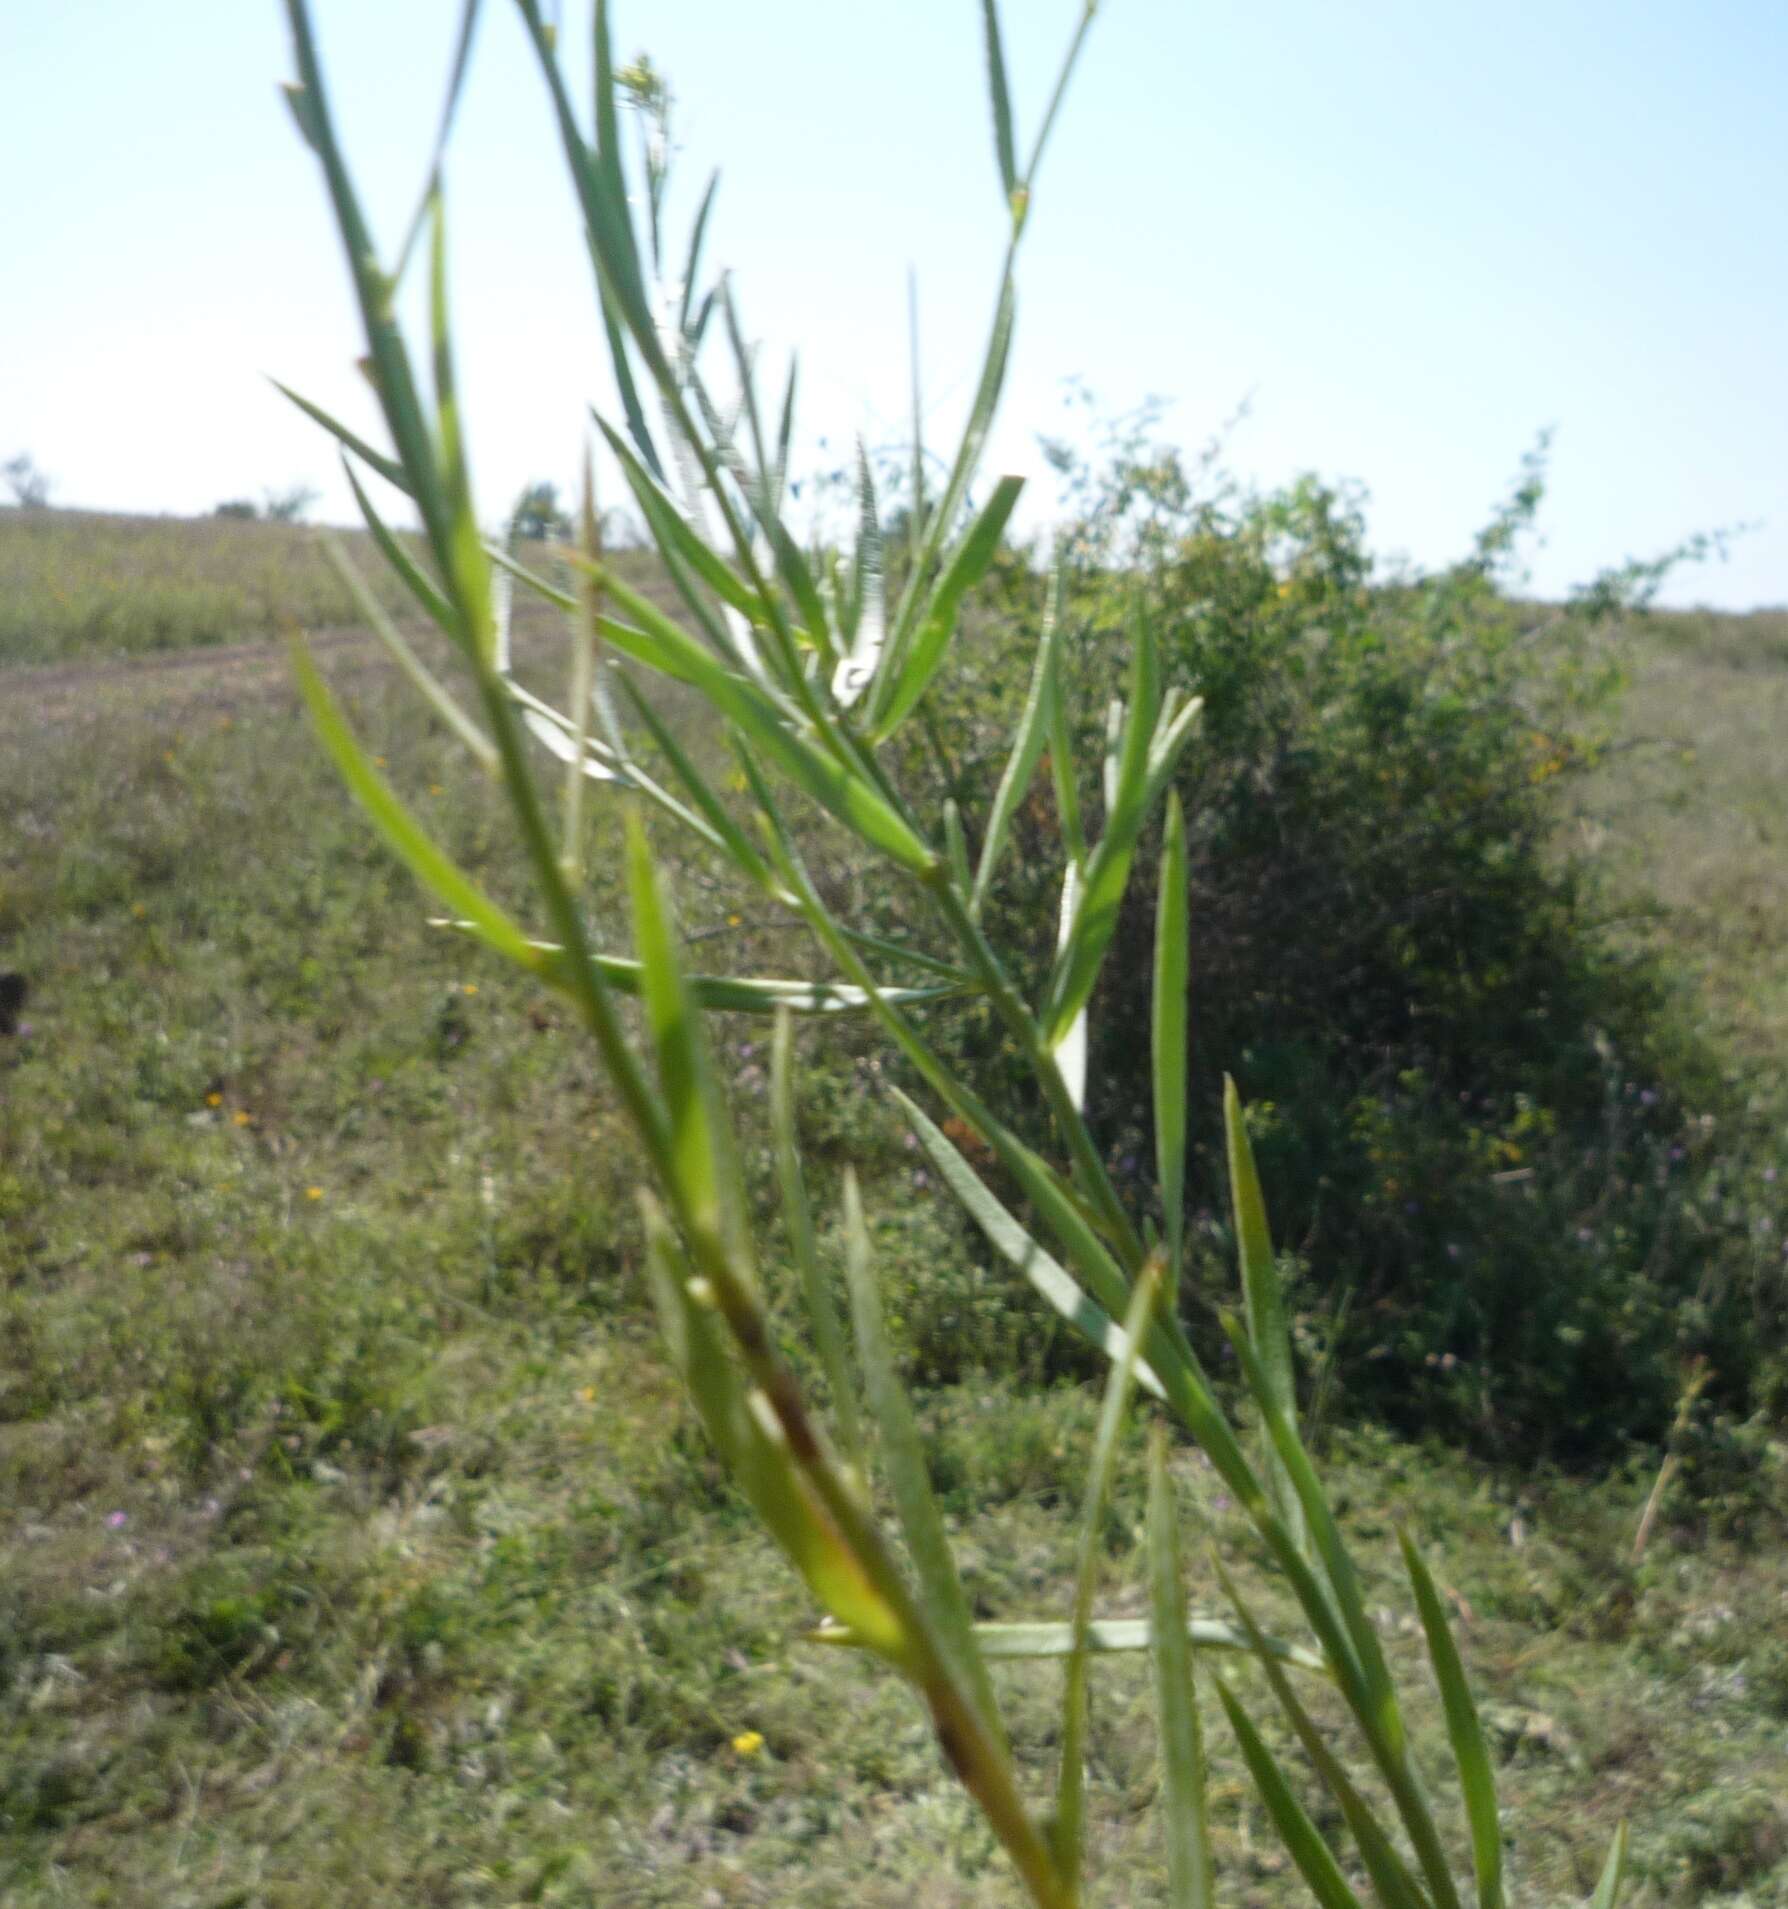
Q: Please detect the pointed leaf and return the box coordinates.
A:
[1154,792,1190,1285]
[772,1009,863,1466]
[1056,1262,1162,1886]
[972,566,1061,917]
[980,0,1019,205]
[1399,1529,1504,1909]
[1148,1428,1215,1909]
[290,638,537,974]
[1215,1676,1371,1909]
[872,474,1025,737]
[1589,1823,1629,1909]
[841,1169,1005,1749]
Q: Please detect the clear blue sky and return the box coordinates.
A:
[3,1,1783,608]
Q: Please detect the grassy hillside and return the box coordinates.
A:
[1,525,1785,1903]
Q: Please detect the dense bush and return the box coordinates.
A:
[919,432,1785,1462]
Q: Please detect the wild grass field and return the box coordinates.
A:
[1,517,1785,1906]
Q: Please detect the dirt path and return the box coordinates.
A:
[0,609,575,737]
[0,627,385,736]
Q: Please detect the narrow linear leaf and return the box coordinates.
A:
[810,1615,1327,1676]
[896,1089,1161,1402]
[273,380,410,496]
[873,474,1025,738]
[342,454,455,637]
[772,1010,863,1466]
[392,0,486,284]
[289,638,539,974]
[980,0,1019,203]
[1154,792,1190,1286]
[1222,1318,1461,1909]
[1218,1562,1433,1909]
[639,1198,905,1656]
[841,1169,1005,1749]
[1399,1530,1504,1909]
[1224,1077,1305,1554]
[1149,1428,1215,1909]
[972,566,1061,917]
[1056,1263,1163,1886]
[1214,1676,1370,1909]
[1589,1822,1629,1909]
[625,810,739,1257]
[319,534,496,773]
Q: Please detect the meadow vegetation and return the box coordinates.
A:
[1,576,1785,1904]
[3,0,1786,1898]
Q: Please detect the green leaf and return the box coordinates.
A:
[595,415,770,639]
[1589,1822,1629,1909]
[392,0,486,285]
[879,270,1016,707]
[894,1089,1161,1401]
[771,1009,863,1468]
[1221,1316,1462,1909]
[1214,1676,1370,1909]
[426,191,494,662]
[1154,792,1190,1287]
[971,566,1061,918]
[289,636,538,975]
[811,1615,1326,1676]
[1148,1428,1215,1909]
[612,668,783,900]
[943,799,973,896]
[1042,621,1197,1051]
[1048,657,1086,868]
[442,925,956,1016]
[1055,1261,1161,1887]
[341,455,454,637]
[1218,1562,1432,1909]
[1399,1529,1504,1909]
[584,562,938,876]
[624,810,741,1259]
[840,1169,1005,1750]
[639,1197,906,1658]
[676,169,720,336]
[319,534,496,774]
[272,381,411,496]
[1224,1077,1304,1554]
[872,474,1025,738]
[980,0,1019,206]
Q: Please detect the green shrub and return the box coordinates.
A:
[926,435,1785,1461]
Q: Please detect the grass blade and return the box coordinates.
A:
[980,0,1019,207]
[1222,1317,1461,1909]
[392,0,485,284]
[625,809,743,1259]
[840,1169,1005,1749]
[318,533,496,774]
[1056,1261,1162,1887]
[1148,1427,1215,1909]
[895,1089,1160,1401]
[971,563,1061,918]
[1589,1822,1629,1909]
[1214,1676,1370,1909]
[289,637,537,974]
[1225,1077,1305,1555]
[273,382,412,497]
[341,455,454,637]
[1154,792,1190,1286]
[772,1009,864,1467]
[872,474,1025,738]
[816,1616,1325,1676]
[1398,1530,1504,1909]
[1048,657,1086,868]
[1218,1562,1433,1909]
